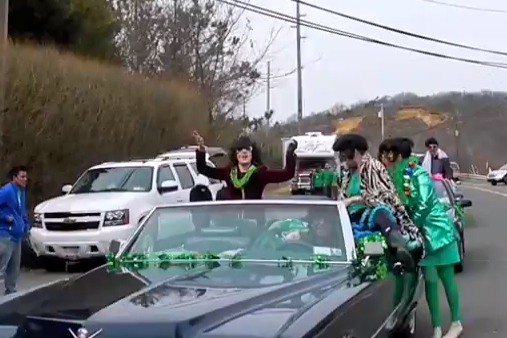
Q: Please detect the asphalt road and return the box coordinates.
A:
[13,180,507,337]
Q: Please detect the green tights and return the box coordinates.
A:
[423,264,461,328]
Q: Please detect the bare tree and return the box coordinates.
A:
[112,0,279,127]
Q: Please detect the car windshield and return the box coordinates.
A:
[432,179,452,209]
[499,164,507,170]
[71,167,153,193]
[123,203,347,287]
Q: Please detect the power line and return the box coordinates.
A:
[219,0,507,69]
[415,0,507,14]
[295,0,507,57]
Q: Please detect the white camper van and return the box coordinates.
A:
[281,132,338,194]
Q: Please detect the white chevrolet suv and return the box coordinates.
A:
[30,152,224,269]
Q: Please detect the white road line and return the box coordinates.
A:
[462,184,507,198]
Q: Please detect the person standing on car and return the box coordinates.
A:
[333,134,423,267]
[380,138,463,338]
[422,137,453,179]
[0,166,29,295]
[192,131,297,200]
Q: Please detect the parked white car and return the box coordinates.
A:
[30,154,224,269]
[487,164,507,185]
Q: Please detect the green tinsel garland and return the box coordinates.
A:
[351,234,388,281]
[104,251,335,273]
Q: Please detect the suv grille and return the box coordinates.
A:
[44,212,101,218]
[45,222,100,231]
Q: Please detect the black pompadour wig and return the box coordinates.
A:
[229,135,263,166]
[332,133,369,159]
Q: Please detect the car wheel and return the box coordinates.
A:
[20,238,40,269]
[454,238,464,273]
[41,257,65,272]
[396,311,416,337]
[491,181,497,186]
[503,176,507,185]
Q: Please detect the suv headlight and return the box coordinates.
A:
[104,209,130,226]
[32,213,42,228]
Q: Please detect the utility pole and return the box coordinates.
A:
[455,110,460,165]
[0,0,8,155]
[266,61,271,119]
[242,97,246,119]
[295,0,303,131]
[378,103,385,140]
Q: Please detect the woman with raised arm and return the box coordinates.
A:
[192,131,297,200]
[379,137,463,338]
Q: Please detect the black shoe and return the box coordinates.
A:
[395,247,415,271]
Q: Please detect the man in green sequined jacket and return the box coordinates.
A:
[379,137,463,338]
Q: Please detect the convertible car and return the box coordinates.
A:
[0,199,422,338]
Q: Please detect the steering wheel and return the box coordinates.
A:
[275,241,314,253]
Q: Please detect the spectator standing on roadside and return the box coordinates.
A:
[0,166,29,295]
[422,137,453,179]
[322,163,336,198]
[310,165,325,195]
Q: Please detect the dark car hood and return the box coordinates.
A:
[7,263,367,338]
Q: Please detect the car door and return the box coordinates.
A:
[324,203,420,338]
[173,163,195,203]
[156,164,186,204]
[325,203,400,338]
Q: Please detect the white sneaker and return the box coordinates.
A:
[432,327,443,338]
[443,321,463,338]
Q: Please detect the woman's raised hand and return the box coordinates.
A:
[192,130,205,151]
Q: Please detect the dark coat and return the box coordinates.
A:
[196,150,296,200]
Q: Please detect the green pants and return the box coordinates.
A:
[392,266,460,328]
[422,264,460,328]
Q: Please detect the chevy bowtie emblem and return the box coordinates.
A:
[68,328,103,338]
[63,217,76,224]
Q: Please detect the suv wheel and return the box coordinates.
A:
[41,257,65,272]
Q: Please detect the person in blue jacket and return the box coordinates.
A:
[0,165,29,295]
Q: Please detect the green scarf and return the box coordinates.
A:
[230,165,257,189]
[388,155,418,205]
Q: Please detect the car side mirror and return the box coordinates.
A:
[109,239,124,255]
[158,180,179,193]
[362,241,384,257]
[460,199,472,208]
[62,184,72,194]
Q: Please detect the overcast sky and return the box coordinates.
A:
[243,0,507,122]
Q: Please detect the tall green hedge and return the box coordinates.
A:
[3,44,207,208]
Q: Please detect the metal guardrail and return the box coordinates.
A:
[460,173,487,180]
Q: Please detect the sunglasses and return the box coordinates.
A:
[236,146,253,152]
